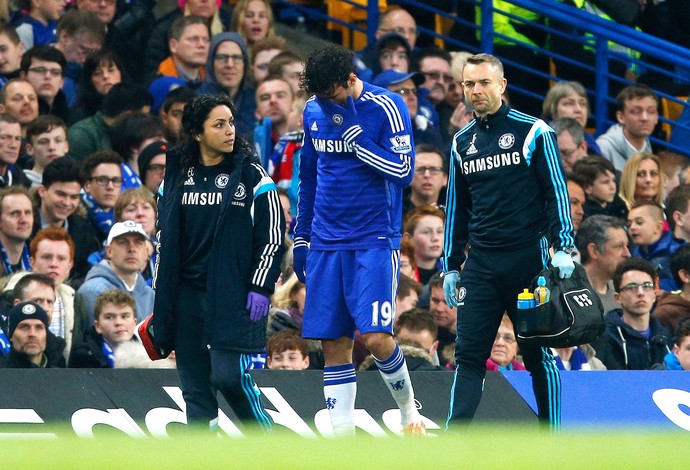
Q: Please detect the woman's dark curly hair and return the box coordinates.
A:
[300,45,355,97]
[178,94,256,171]
[75,50,129,117]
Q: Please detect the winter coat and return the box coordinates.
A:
[151,147,284,353]
[594,308,673,370]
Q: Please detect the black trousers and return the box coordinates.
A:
[174,285,273,430]
[446,238,561,430]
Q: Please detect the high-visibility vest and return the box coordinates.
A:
[475,0,542,48]
[571,0,641,70]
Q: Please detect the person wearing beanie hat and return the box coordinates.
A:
[197,32,256,139]
[358,33,412,84]
[0,301,52,368]
[138,141,168,195]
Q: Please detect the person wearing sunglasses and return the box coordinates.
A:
[593,257,672,370]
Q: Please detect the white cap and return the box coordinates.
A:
[106,220,150,246]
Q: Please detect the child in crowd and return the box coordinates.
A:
[69,289,173,368]
[572,155,628,220]
[266,329,309,370]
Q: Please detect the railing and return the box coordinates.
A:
[275,0,690,156]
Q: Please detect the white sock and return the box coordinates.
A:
[323,364,357,437]
[374,345,420,427]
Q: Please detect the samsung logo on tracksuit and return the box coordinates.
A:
[181,192,223,205]
[311,138,356,153]
[463,151,521,175]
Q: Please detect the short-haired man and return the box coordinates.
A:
[198,33,256,139]
[665,185,690,243]
[414,47,453,113]
[572,155,628,220]
[254,75,294,167]
[402,143,447,215]
[377,7,418,50]
[74,221,154,349]
[156,16,209,88]
[576,215,631,313]
[250,35,288,85]
[396,273,422,317]
[68,83,152,162]
[567,176,586,232]
[552,117,589,172]
[267,51,304,97]
[0,78,39,136]
[69,289,138,368]
[54,10,105,106]
[596,85,659,172]
[28,229,75,352]
[33,158,100,283]
[443,53,574,429]
[0,24,25,87]
[159,86,195,144]
[20,46,69,121]
[427,271,456,359]
[594,257,673,370]
[0,301,55,368]
[654,245,690,333]
[23,115,68,188]
[0,113,31,188]
[628,201,684,291]
[4,271,68,364]
[80,151,124,243]
[0,186,33,276]
[394,307,442,367]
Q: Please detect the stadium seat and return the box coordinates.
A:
[326,0,387,50]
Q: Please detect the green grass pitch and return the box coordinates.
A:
[4,426,689,469]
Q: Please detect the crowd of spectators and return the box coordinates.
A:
[0,0,687,373]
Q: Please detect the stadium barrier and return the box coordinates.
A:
[1,369,688,436]
[0,370,533,438]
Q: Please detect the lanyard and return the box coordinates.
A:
[0,241,31,274]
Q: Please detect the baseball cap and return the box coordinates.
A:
[372,69,425,89]
[148,76,186,115]
[106,220,150,246]
[8,301,49,339]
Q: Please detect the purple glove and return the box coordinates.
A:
[293,243,308,283]
[246,291,270,322]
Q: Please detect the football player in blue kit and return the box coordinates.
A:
[294,45,426,436]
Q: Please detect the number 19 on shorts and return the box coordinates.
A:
[371,300,393,327]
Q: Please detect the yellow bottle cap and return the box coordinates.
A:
[517,288,535,300]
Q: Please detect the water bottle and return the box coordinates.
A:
[517,289,535,309]
[534,275,551,306]
[296,16,307,34]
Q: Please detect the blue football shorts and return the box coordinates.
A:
[301,248,400,339]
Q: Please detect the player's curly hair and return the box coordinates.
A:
[300,45,355,97]
[178,94,256,171]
